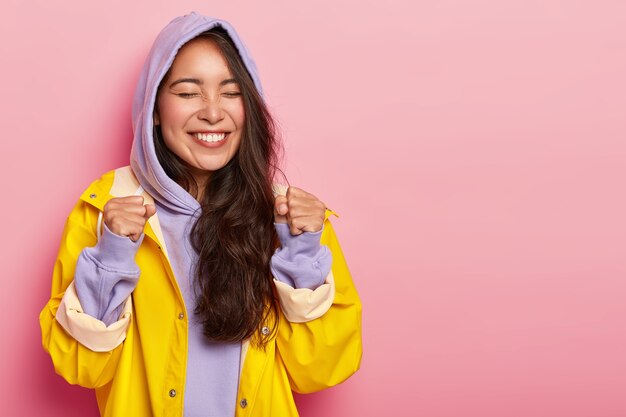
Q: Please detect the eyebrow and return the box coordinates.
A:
[169,78,239,88]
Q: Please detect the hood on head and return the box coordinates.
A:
[130,12,263,214]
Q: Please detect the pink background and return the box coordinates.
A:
[1,1,624,416]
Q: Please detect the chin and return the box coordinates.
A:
[197,158,234,173]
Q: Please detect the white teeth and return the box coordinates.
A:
[193,132,226,143]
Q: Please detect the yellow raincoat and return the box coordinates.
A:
[40,167,362,416]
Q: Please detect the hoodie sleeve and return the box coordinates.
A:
[270,212,339,323]
[270,223,332,290]
[73,222,143,326]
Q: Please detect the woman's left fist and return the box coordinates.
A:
[274,187,326,235]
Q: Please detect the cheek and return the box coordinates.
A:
[156,98,187,157]
[225,100,245,127]
[158,96,193,128]
[235,107,245,127]
[230,105,245,151]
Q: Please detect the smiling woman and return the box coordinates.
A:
[39,12,362,417]
[154,35,245,194]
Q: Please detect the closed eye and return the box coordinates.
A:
[177,93,199,98]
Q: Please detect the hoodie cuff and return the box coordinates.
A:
[270,223,332,290]
[85,222,144,272]
[73,223,143,324]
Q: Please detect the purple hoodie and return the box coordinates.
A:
[73,12,331,417]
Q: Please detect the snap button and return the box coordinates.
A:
[169,389,176,398]
[261,326,270,335]
[178,313,184,320]
[89,193,97,199]
[240,398,248,408]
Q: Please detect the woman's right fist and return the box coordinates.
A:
[103,196,156,242]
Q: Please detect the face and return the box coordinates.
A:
[155,37,245,186]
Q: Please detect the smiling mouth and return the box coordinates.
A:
[192,132,227,143]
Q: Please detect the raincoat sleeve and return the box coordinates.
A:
[274,214,362,393]
[40,198,129,388]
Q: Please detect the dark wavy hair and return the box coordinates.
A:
[153,27,281,347]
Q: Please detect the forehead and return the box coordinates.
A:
[167,38,230,76]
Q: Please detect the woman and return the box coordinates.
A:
[40,11,361,417]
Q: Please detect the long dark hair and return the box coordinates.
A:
[154,27,281,347]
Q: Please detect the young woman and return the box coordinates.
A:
[39,11,361,417]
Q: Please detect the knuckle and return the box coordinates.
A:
[288,207,302,218]
[109,217,123,229]
[287,196,302,208]
[104,200,116,212]
[287,186,302,197]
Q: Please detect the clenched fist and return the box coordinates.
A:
[103,196,156,242]
[274,187,326,236]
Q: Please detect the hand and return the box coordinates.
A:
[103,196,156,242]
[274,187,326,236]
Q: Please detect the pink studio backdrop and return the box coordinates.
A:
[1,1,624,416]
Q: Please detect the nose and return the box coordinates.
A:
[197,98,224,124]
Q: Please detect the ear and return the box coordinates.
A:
[153,112,160,126]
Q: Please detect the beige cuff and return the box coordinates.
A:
[273,271,335,323]
[55,281,132,352]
